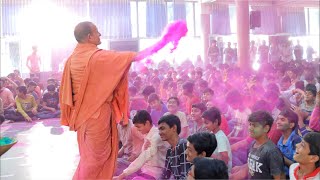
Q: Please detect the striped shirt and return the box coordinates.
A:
[161,138,192,179]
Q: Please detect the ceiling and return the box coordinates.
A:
[200,0,320,7]
[1,0,319,7]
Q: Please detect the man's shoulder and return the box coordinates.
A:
[149,127,162,140]
[167,139,187,153]
[95,49,135,57]
[1,88,13,95]
[176,111,186,116]
[96,49,113,54]
[263,140,282,155]
[215,131,230,145]
[289,163,299,171]
[290,133,302,144]
[289,163,300,179]
[215,130,227,138]
[1,87,11,92]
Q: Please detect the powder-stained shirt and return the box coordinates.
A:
[161,138,192,180]
[277,131,301,176]
[123,126,169,179]
[248,140,285,179]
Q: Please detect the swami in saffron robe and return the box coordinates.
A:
[60,43,135,179]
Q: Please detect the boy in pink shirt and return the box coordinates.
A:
[309,92,320,131]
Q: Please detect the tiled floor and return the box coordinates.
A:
[0,118,79,180]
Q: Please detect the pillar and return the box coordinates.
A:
[235,0,250,71]
[200,3,211,66]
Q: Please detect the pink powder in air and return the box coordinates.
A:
[142,20,188,59]
[159,20,188,53]
[134,20,188,71]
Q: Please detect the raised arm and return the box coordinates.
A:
[3,77,18,89]
[133,38,166,62]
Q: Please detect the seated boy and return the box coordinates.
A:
[5,86,38,122]
[182,82,200,115]
[37,84,60,119]
[128,86,147,114]
[230,111,285,179]
[309,91,320,132]
[186,132,217,163]
[164,97,189,138]
[159,114,192,179]
[148,93,168,125]
[115,110,169,180]
[225,90,251,143]
[189,103,208,134]
[27,81,40,105]
[201,87,214,105]
[276,109,301,177]
[289,132,320,180]
[202,107,232,173]
[115,119,144,177]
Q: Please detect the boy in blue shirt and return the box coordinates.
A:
[276,109,302,178]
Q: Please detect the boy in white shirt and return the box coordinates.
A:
[115,119,144,176]
[202,107,232,173]
[289,132,320,180]
[114,110,169,180]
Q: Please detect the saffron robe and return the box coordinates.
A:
[60,43,135,179]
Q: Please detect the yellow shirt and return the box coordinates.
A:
[15,94,37,118]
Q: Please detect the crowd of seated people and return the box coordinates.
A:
[1,55,319,179]
[0,71,60,123]
[114,57,319,179]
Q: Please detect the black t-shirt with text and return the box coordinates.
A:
[248,140,285,179]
